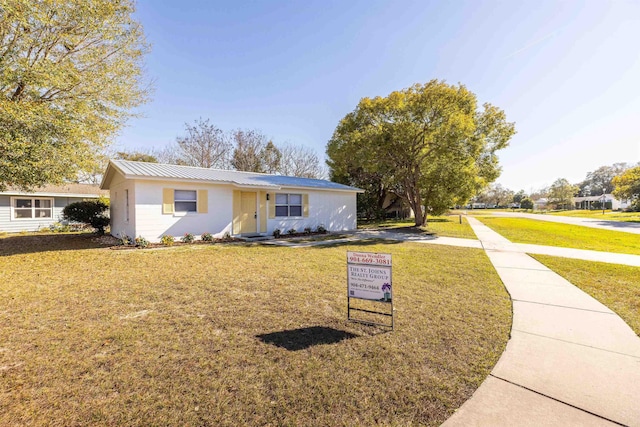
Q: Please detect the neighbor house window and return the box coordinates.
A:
[174,190,197,212]
[275,193,302,217]
[12,198,53,219]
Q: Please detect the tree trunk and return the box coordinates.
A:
[407,189,424,227]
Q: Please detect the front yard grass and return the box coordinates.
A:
[477,217,640,255]
[546,210,640,222]
[533,255,640,336]
[358,215,477,239]
[0,234,510,426]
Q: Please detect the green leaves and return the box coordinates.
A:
[548,178,579,209]
[327,80,515,224]
[0,0,151,190]
[613,166,640,211]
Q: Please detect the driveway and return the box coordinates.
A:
[483,211,640,234]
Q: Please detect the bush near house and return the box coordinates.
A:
[62,198,110,234]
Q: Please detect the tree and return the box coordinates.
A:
[520,197,534,210]
[578,163,631,196]
[262,141,282,174]
[529,187,549,201]
[513,190,526,204]
[62,198,110,234]
[115,150,158,163]
[231,129,271,172]
[612,166,640,211]
[475,183,514,207]
[327,80,515,225]
[548,178,579,210]
[0,0,151,191]
[173,118,231,169]
[279,144,324,179]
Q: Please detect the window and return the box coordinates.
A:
[175,190,197,212]
[12,198,53,219]
[275,193,302,217]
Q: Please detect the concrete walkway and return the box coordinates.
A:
[443,217,640,426]
[487,211,640,234]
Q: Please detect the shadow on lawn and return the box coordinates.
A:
[0,233,106,256]
[257,326,358,351]
[309,238,405,249]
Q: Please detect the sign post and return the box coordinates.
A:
[347,251,394,330]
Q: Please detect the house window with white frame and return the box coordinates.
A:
[275,193,302,217]
[12,197,53,219]
[174,190,197,212]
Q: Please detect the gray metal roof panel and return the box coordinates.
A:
[110,160,362,192]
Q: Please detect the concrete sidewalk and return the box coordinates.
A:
[443,217,640,426]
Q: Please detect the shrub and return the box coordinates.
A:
[222,232,232,241]
[287,228,297,235]
[273,228,281,238]
[520,198,534,210]
[160,235,175,246]
[62,199,110,234]
[316,225,327,234]
[135,236,149,248]
[201,232,214,242]
[118,233,133,246]
[181,233,195,244]
[48,222,72,233]
[304,227,312,235]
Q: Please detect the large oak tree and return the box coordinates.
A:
[0,0,150,190]
[327,80,515,225]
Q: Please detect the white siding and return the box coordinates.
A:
[108,172,135,239]
[132,179,234,242]
[105,172,358,242]
[267,190,356,235]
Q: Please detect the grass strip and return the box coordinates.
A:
[546,210,640,222]
[358,215,477,239]
[533,255,640,336]
[0,234,509,426]
[477,217,640,255]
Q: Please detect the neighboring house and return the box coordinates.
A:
[381,193,412,219]
[0,184,108,232]
[100,160,363,242]
[573,194,630,211]
[533,198,548,210]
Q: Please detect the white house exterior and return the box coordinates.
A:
[0,184,107,233]
[100,160,362,242]
[572,194,630,211]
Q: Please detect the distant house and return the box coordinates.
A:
[100,160,363,242]
[533,198,548,210]
[0,184,108,232]
[573,194,630,211]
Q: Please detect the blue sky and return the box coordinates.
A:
[118,0,640,192]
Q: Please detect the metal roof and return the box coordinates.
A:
[102,160,362,192]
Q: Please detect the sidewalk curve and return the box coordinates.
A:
[443,217,640,427]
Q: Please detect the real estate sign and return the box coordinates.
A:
[347,251,392,302]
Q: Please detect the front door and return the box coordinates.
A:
[240,191,257,234]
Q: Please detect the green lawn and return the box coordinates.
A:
[358,215,477,239]
[0,234,510,426]
[546,210,640,222]
[533,255,640,336]
[477,217,640,255]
